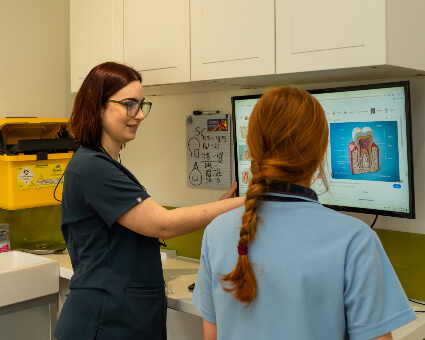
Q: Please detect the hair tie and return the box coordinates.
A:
[238,245,248,256]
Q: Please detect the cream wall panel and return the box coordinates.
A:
[0,0,71,118]
[202,0,229,63]
[124,0,190,85]
[326,0,364,50]
[124,0,156,70]
[387,0,425,71]
[70,0,123,92]
[227,0,260,61]
[190,0,275,81]
[277,0,386,73]
[291,0,326,53]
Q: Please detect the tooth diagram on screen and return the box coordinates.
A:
[348,127,379,175]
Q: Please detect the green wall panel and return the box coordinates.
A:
[375,229,425,301]
[160,206,205,259]
[162,228,205,259]
[162,208,425,301]
[0,206,63,249]
[2,204,424,301]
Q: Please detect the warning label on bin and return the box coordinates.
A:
[17,166,35,185]
[16,163,65,190]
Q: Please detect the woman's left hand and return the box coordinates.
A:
[219,181,238,200]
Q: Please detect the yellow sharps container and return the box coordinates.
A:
[0,118,77,210]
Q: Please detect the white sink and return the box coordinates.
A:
[160,248,177,260]
[0,251,59,307]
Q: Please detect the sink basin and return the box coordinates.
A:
[0,251,59,307]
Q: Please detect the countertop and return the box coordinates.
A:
[41,249,201,316]
[41,250,425,339]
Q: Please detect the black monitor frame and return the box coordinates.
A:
[231,94,262,197]
[308,81,415,219]
[231,81,415,219]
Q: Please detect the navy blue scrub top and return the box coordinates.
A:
[55,147,166,340]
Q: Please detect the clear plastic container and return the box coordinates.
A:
[0,223,10,253]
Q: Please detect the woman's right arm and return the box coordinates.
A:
[117,195,245,239]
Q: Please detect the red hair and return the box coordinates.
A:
[221,86,329,304]
[69,62,142,149]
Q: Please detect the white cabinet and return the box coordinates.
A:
[0,295,58,340]
[70,0,123,92]
[70,0,425,90]
[190,0,275,81]
[123,0,190,86]
[70,0,189,90]
[276,0,425,74]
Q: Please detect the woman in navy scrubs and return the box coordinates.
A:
[54,62,244,340]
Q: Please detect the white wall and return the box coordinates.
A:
[122,77,425,235]
[122,87,267,206]
[0,0,72,119]
[1,0,424,235]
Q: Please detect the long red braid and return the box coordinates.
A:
[220,86,329,304]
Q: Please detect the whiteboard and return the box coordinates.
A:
[186,114,231,189]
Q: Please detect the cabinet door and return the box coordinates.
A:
[276,0,387,74]
[123,0,190,86]
[70,0,123,92]
[190,0,275,81]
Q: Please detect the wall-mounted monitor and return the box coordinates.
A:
[232,95,261,197]
[231,81,415,219]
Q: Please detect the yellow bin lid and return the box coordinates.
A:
[0,118,70,149]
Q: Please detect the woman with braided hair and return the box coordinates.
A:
[192,86,415,340]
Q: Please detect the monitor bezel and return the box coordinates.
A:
[231,94,262,197]
[308,81,415,219]
[231,81,415,219]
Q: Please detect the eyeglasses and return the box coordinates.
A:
[108,100,152,118]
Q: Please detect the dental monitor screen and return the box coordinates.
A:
[232,82,415,219]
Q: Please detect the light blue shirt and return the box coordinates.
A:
[193,188,416,340]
